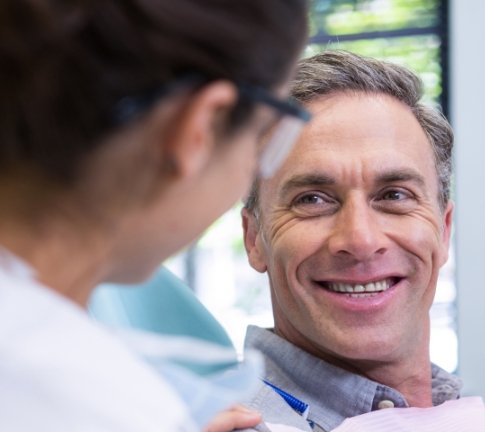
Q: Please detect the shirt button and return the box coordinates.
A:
[377,400,395,409]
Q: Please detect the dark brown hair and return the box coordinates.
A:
[0,0,308,184]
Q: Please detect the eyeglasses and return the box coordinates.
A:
[112,74,207,126]
[112,75,311,179]
[238,83,311,178]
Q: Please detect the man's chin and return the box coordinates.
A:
[323,338,404,367]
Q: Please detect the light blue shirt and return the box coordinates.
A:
[242,325,461,432]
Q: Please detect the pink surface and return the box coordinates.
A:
[332,397,485,432]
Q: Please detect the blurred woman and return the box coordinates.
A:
[0,0,309,430]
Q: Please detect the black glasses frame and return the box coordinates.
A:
[237,83,311,123]
[112,74,208,126]
[111,74,311,126]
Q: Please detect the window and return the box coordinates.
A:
[307,0,448,109]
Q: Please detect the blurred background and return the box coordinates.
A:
[160,0,485,397]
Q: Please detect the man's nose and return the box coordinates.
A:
[327,197,387,261]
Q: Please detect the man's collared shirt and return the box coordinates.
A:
[242,325,462,432]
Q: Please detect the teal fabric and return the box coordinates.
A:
[88,269,264,427]
[89,267,234,348]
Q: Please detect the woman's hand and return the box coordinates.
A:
[203,404,262,432]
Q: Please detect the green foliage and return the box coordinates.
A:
[307,0,444,105]
[310,0,440,36]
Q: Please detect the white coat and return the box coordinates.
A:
[0,249,196,432]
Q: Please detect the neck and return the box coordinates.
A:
[276,319,433,407]
[338,333,433,407]
[350,350,433,407]
[0,216,116,308]
[354,318,433,407]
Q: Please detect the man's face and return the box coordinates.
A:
[243,93,453,365]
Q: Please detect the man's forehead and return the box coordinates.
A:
[306,95,426,142]
[268,95,433,177]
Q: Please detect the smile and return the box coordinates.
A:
[319,278,400,298]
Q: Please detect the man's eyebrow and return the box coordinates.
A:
[280,174,335,196]
[375,169,426,187]
[278,169,426,197]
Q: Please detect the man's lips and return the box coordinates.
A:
[315,277,402,297]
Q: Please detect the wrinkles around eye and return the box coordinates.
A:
[265,209,303,244]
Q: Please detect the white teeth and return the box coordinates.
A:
[354,285,365,293]
[327,279,392,294]
[375,281,386,291]
[366,283,376,292]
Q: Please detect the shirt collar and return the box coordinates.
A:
[0,246,36,281]
[245,325,461,432]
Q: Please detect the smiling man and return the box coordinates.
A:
[240,51,460,432]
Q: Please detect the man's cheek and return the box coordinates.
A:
[391,221,440,261]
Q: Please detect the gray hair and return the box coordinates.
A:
[245,50,453,214]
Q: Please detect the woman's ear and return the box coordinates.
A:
[160,81,238,179]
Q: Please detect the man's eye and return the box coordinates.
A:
[292,192,338,216]
[374,188,417,214]
[295,194,325,205]
[381,190,408,201]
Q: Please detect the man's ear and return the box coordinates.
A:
[160,81,238,178]
[241,207,267,273]
[439,200,454,265]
